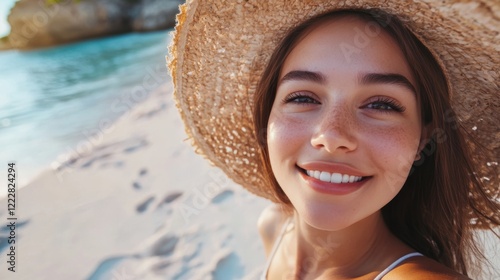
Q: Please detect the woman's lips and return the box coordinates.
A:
[297,165,372,195]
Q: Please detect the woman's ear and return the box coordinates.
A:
[414,152,421,161]
[415,125,430,162]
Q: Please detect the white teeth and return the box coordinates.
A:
[331,173,342,183]
[349,175,356,183]
[342,174,350,183]
[305,170,363,184]
[319,172,331,182]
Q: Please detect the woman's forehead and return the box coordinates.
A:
[280,16,416,88]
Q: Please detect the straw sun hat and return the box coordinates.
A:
[168,0,499,217]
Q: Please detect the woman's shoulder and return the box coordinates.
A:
[387,256,472,280]
[257,203,290,257]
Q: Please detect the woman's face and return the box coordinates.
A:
[267,16,423,231]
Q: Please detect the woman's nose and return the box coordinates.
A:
[310,105,358,153]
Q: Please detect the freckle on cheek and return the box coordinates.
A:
[365,125,419,176]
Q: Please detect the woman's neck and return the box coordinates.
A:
[286,211,413,279]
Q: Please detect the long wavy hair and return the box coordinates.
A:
[252,8,500,276]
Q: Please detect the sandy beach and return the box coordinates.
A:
[0,79,270,280]
[0,78,498,279]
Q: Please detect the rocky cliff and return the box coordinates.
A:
[0,0,183,50]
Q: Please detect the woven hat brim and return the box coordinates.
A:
[168,0,499,215]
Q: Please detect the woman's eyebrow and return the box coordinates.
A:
[278,70,416,95]
[279,70,326,86]
[359,73,416,94]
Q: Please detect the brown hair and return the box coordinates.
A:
[253,8,500,276]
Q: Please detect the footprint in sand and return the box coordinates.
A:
[122,139,148,154]
[132,168,149,190]
[151,259,172,272]
[81,153,112,168]
[0,219,29,232]
[86,256,134,280]
[149,234,179,257]
[136,103,167,119]
[0,220,29,253]
[100,161,124,168]
[211,190,234,204]
[212,252,244,279]
[162,192,183,204]
[0,235,9,253]
[132,182,142,190]
[136,196,155,213]
[71,137,147,169]
[155,191,183,209]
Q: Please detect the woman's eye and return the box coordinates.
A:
[282,93,320,105]
[366,98,405,113]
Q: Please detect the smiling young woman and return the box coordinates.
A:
[169,1,500,279]
[253,9,497,279]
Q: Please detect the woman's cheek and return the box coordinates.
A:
[268,112,309,144]
[361,124,421,190]
[267,113,311,170]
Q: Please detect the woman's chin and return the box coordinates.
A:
[295,205,360,232]
[292,202,383,233]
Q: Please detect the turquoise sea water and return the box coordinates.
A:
[0,30,171,196]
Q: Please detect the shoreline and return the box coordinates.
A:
[0,29,172,200]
